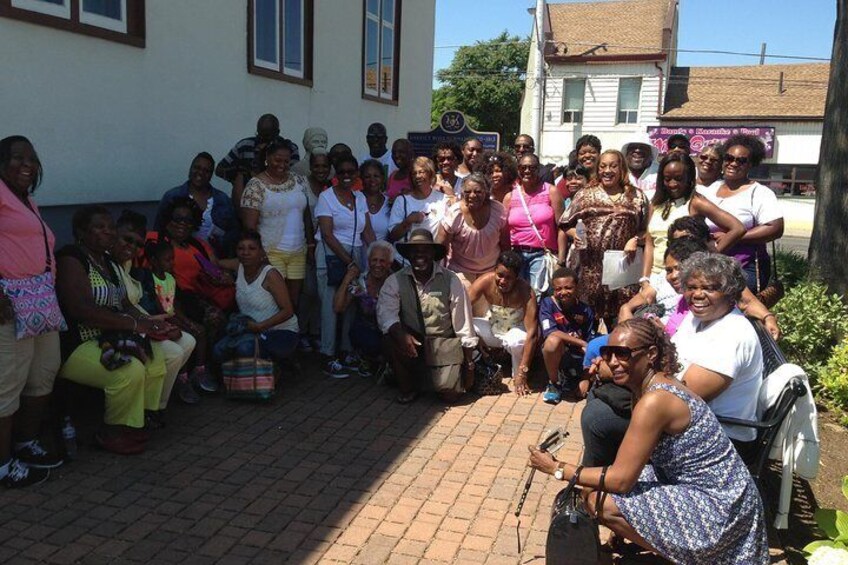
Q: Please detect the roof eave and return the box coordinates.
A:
[546,53,667,64]
[660,115,824,122]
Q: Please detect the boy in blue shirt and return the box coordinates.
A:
[539,268,594,404]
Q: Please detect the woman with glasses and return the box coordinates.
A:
[388,156,447,250]
[315,154,375,377]
[696,144,723,188]
[503,154,567,294]
[697,134,784,292]
[483,152,518,203]
[432,141,462,202]
[646,153,745,275]
[528,317,768,564]
[437,174,507,292]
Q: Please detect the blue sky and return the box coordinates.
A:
[433,0,835,85]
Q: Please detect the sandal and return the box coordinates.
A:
[396,391,419,405]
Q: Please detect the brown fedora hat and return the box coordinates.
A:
[396,228,447,261]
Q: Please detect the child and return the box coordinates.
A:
[539,267,594,404]
[133,240,206,404]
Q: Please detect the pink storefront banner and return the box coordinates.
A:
[647,126,775,158]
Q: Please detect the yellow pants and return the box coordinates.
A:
[59,340,167,428]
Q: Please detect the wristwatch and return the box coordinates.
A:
[638,276,651,285]
[554,462,566,481]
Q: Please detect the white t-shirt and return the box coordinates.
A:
[649,272,680,323]
[629,170,657,201]
[241,175,310,252]
[388,189,447,240]
[697,181,783,231]
[367,196,391,243]
[359,150,398,178]
[671,308,763,441]
[315,189,368,248]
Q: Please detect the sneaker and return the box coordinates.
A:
[543,383,562,405]
[340,352,361,370]
[298,336,313,353]
[2,459,49,488]
[193,366,218,393]
[177,372,201,404]
[324,358,351,379]
[15,440,63,470]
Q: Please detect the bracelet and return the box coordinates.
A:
[762,313,776,322]
[120,313,137,332]
[572,464,585,483]
[307,243,316,248]
[346,262,357,270]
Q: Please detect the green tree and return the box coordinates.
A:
[433,31,529,146]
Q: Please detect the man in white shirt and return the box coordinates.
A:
[360,122,397,177]
[622,137,658,199]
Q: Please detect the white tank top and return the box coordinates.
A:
[236,264,299,332]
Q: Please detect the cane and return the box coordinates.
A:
[514,428,567,552]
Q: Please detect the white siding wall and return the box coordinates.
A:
[538,62,668,164]
[0,0,436,206]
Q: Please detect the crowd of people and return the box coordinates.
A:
[1,115,786,562]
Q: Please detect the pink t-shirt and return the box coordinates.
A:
[0,180,56,279]
[386,171,412,200]
[441,200,507,275]
[507,183,558,251]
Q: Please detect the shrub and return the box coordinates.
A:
[774,246,810,291]
[803,475,848,561]
[773,280,848,383]
[819,339,848,412]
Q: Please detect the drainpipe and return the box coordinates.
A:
[654,62,664,119]
[530,0,545,151]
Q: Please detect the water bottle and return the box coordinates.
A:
[575,219,588,250]
[62,416,77,460]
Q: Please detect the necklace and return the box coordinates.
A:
[367,194,384,213]
[80,245,113,281]
[334,188,354,210]
[607,190,625,204]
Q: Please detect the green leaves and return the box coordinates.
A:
[843,475,848,502]
[806,477,848,555]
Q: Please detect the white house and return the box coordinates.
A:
[521,0,678,164]
[0,0,436,238]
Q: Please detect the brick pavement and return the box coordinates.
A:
[1,362,788,564]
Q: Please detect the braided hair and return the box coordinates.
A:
[615,318,680,376]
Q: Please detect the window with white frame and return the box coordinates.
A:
[617,77,642,124]
[363,0,400,102]
[562,78,586,124]
[250,0,313,82]
[1,0,143,44]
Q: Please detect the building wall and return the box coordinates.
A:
[535,61,668,164]
[0,0,436,209]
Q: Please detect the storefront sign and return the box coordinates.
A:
[647,126,775,158]
[408,111,500,157]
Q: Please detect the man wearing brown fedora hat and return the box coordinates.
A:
[377,229,478,403]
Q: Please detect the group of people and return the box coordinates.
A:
[1,115,785,563]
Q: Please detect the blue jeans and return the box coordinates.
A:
[742,254,771,294]
[580,387,630,467]
[516,247,548,295]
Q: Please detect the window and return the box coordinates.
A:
[249,0,313,83]
[562,78,585,124]
[0,0,144,46]
[617,77,642,124]
[363,0,401,103]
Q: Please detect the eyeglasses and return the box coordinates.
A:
[518,165,538,172]
[121,235,142,248]
[599,345,648,363]
[171,215,194,225]
[698,154,720,164]
[514,143,534,150]
[723,154,749,166]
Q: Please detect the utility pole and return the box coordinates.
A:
[530,0,546,152]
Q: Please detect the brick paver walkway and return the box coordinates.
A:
[1,363,788,564]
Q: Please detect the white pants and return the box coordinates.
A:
[472,318,526,375]
[157,332,196,409]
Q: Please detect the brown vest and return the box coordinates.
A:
[397,266,455,339]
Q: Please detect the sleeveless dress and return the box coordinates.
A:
[611,383,769,564]
[648,196,691,274]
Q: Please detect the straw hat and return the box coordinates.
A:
[396,229,447,261]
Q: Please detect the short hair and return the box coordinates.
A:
[496,250,523,274]
[334,154,359,172]
[517,153,540,167]
[359,158,385,178]
[721,134,766,167]
[412,156,436,182]
[562,164,591,180]
[257,113,279,130]
[514,134,535,147]
[614,318,680,376]
[144,239,173,263]
[309,151,330,167]
[329,143,352,157]
[667,216,710,244]
[460,172,491,196]
[367,240,394,261]
[72,205,112,240]
[462,137,483,149]
[116,209,147,237]
[432,141,462,163]
[667,134,691,152]
[699,142,723,161]
[238,229,263,246]
[0,135,43,193]
[679,252,746,301]
[264,140,293,159]
[653,153,698,206]
[192,152,215,168]
[575,134,602,153]
[664,237,709,262]
[483,152,518,184]
[552,267,578,282]
[162,196,202,230]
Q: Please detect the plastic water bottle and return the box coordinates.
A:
[575,219,588,250]
[62,417,77,460]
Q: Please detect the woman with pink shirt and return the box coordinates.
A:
[437,173,506,290]
[0,136,65,487]
[386,139,413,200]
[503,154,567,294]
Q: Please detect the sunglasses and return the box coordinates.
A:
[698,154,719,164]
[337,168,357,176]
[723,154,749,166]
[518,165,538,172]
[599,345,648,363]
[171,215,195,225]
[514,143,534,150]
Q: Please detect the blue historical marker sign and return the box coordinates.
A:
[408,111,500,157]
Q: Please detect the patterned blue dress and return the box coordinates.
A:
[611,383,769,564]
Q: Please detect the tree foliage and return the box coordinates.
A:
[432,31,530,146]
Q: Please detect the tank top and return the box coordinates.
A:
[507,184,558,251]
[236,264,299,332]
[648,196,691,274]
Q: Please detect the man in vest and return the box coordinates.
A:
[377,229,478,404]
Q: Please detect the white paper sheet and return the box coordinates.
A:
[602,249,644,290]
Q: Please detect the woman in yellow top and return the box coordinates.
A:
[646,153,744,276]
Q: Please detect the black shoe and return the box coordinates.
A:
[15,440,64,469]
[2,459,50,488]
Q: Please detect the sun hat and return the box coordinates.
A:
[621,133,659,161]
[396,228,447,261]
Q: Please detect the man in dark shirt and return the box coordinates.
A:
[215,113,300,183]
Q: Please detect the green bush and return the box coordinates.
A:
[774,246,810,290]
[774,280,848,383]
[819,339,848,412]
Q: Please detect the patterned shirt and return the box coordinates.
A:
[215,135,300,182]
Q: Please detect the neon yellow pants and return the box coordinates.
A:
[59,340,166,428]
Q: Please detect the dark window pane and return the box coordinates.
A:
[82,0,121,19]
[365,17,379,91]
[382,0,394,23]
[42,0,66,5]
[381,25,393,95]
[284,0,302,72]
[367,0,378,16]
[256,0,278,65]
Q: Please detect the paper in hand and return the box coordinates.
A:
[602,249,644,290]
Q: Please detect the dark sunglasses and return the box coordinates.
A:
[337,168,358,176]
[518,165,538,171]
[723,154,749,166]
[171,215,195,225]
[698,154,719,164]
[514,143,534,150]
[599,345,648,363]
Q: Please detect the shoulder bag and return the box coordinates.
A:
[222,335,276,401]
[324,192,358,287]
[546,466,608,564]
[0,200,67,340]
[516,187,559,294]
[751,186,785,308]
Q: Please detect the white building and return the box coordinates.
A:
[0,0,436,237]
[521,0,678,164]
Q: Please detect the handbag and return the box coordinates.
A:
[324,192,358,287]
[546,467,608,564]
[515,187,558,293]
[0,200,67,340]
[222,336,276,401]
[473,357,507,396]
